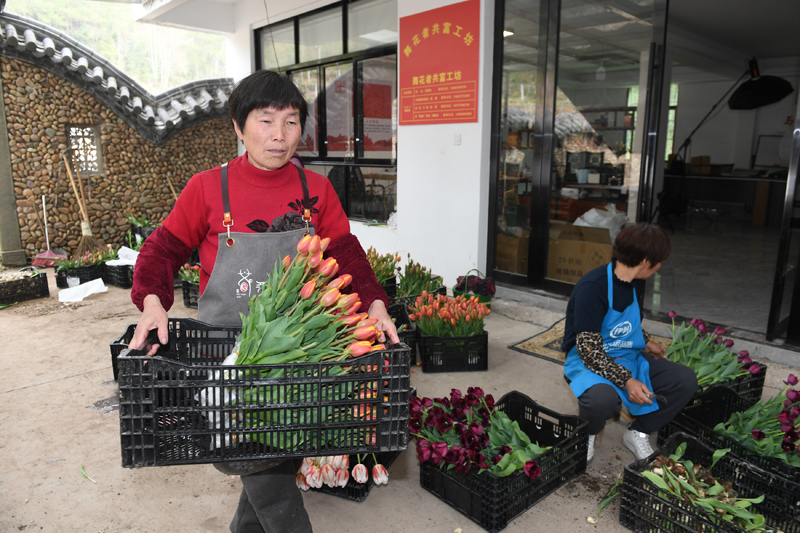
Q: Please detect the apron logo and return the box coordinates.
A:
[236,269,253,299]
[610,321,632,338]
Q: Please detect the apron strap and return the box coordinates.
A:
[297,166,312,234]
[221,162,235,248]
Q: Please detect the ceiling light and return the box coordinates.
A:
[503,29,514,37]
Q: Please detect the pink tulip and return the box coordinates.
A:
[308,251,323,269]
[327,276,347,290]
[352,463,368,484]
[282,255,291,270]
[296,473,309,491]
[354,325,379,341]
[347,341,373,358]
[337,293,360,310]
[372,464,388,485]
[320,463,336,488]
[305,465,323,488]
[308,235,321,254]
[337,313,368,327]
[343,301,362,315]
[316,257,338,278]
[320,288,341,307]
[714,327,726,336]
[319,237,331,252]
[300,280,316,300]
[334,468,349,488]
[296,234,312,254]
[300,457,314,476]
[668,310,677,318]
[338,274,353,288]
[357,318,379,327]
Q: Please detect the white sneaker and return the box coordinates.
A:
[587,434,596,464]
[622,428,654,461]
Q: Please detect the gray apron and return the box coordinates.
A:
[203,161,313,475]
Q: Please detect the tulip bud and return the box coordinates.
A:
[347,341,373,358]
[370,344,386,352]
[320,463,336,488]
[296,234,312,254]
[317,257,338,278]
[354,325,379,341]
[372,464,389,485]
[334,468,349,488]
[352,463,368,484]
[296,473,310,491]
[339,274,353,288]
[320,288,341,307]
[305,465,323,488]
[308,235,321,255]
[338,293,360,310]
[300,457,314,476]
[308,251,323,269]
[327,276,347,290]
[357,318,379,327]
[300,280,316,300]
[282,255,291,270]
[343,301,362,315]
[319,237,331,252]
[337,312,367,327]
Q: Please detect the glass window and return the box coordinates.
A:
[324,62,354,158]
[358,54,397,161]
[310,164,396,222]
[299,8,343,63]
[291,68,320,158]
[348,0,398,52]
[259,21,295,71]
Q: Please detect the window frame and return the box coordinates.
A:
[67,124,104,177]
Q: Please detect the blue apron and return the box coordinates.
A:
[564,263,659,417]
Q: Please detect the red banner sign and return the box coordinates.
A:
[399,0,480,125]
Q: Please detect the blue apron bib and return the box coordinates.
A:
[564,263,659,417]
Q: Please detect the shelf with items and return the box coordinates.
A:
[578,106,636,131]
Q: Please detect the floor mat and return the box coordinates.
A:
[509,318,672,366]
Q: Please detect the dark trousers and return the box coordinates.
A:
[230,459,312,533]
[577,354,698,435]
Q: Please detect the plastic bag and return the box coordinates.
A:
[58,278,108,302]
[573,203,628,242]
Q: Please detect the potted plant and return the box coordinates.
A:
[414,387,588,532]
[125,209,160,245]
[395,254,444,307]
[55,246,114,288]
[409,292,490,372]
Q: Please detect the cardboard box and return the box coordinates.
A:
[496,232,529,274]
[547,222,613,284]
[690,155,711,165]
[688,164,711,175]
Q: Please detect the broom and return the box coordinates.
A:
[61,153,102,259]
[32,194,67,267]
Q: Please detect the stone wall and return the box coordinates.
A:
[2,58,238,261]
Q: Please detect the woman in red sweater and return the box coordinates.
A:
[129,70,397,533]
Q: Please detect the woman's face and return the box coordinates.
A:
[233,106,302,171]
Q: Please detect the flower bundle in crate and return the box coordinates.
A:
[453,269,495,308]
[366,246,400,298]
[414,388,588,533]
[0,267,49,305]
[409,292,490,372]
[393,254,444,307]
[179,263,200,308]
[125,209,160,246]
[620,433,800,533]
[54,246,114,288]
[666,312,766,402]
[117,235,411,468]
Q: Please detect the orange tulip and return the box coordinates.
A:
[337,293,360,310]
[353,325,378,341]
[319,237,331,252]
[358,318,379,327]
[347,341,373,357]
[296,234,312,254]
[308,235,321,255]
[282,255,291,270]
[343,301,361,315]
[319,288,340,307]
[316,257,338,278]
[308,251,323,269]
[300,280,316,300]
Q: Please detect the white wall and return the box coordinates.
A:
[348,0,494,289]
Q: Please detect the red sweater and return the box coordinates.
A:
[131,154,389,313]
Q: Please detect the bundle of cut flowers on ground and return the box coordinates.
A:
[665,312,760,388]
[198,234,388,450]
[55,244,119,271]
[295,454,388,490]
[714,373,800,468]
[642,442,774,532]
[366,246,400,286]
[398,254,442,297]
[411,387,549,478]
[409,292,490,337]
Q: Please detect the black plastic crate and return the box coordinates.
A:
[392,285,447,308]
[55,264,105,288]
[419,391,588,533]
[130,224,157,245]
[182,281,199,308]
[658,385,800,485]
[103,263,134,289]
[110,323,137,381]
[0,268,49,305]
[117,318,411,468]
[418,330,488,373]
[381,277,398,299]
[620,432,800,533]
[692,360,767,405]
[388,303,417,365]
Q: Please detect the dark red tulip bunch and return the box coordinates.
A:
[716,373,800,468]
[411,387,548,479]
[409,292,491,338]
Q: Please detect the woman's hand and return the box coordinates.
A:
[625,378,654,405]
[368,299,399,345]
[130,294,169,356]
[644,340,668,359]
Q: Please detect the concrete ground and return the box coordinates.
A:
[0,271,796,533]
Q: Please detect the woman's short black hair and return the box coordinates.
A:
[614,223,672,267]
[228,70,308,134]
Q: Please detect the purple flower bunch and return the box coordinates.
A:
[735,350,762,377]
[716,373,800,468]
[411,387,546,479]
